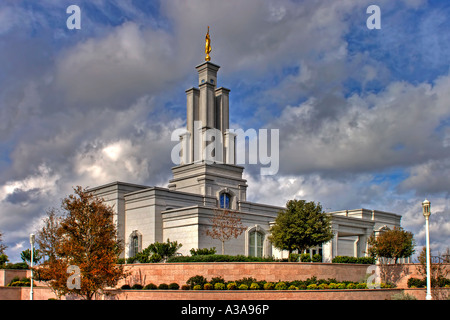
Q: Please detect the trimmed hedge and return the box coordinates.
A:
[190,247,217,256]
[124,253,379,264]
[144,283,157,290]
[179,275,393,291]
[167,254,276,263]
[169,283,180,290]
[331,256,375,264]
[158,283,169,290]
[7,276,31,287]
[0,262,29,270]
[407,276,450,288]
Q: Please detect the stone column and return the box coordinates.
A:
[332,229,339,259]
[357,229,372,257]
[323,226,338,262]
[215,87,230,133]
[224,131,236,164]
[185,88,199,163]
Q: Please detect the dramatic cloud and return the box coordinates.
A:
[274,76,450,175]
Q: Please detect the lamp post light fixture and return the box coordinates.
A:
[422,199,432,300]
[29,234,35,301]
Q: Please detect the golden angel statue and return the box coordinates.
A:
[205,26,211,61]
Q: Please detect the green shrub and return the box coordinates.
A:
[8,281,27,287]
[168,283,179,290]
[158,283,169,290]
[300,253,311,262]
[328,283,338,289]
[9,276,20,284]
[407,277,425,288]
[12,280,31,287]
[149,253,163,263]
[190,247,217,256]
[356,283,367,289]
[181,285,190,290]
[332,256,358,264]
[436,276,450,287]
[289,253,300,262]
[214,283,226,290]
[275,282,287,290]
[336,283,346,289]
[126,257,137,264]
[325,278,338,284]
[236,277,258,287]
[131,284,143,290]
[263,282,275,290]
[238,284,248,290]
[318,283,329,290]
[332,256,375,264]
[167,254,275,263]
[210,276,225,286]
[1,262,28,269]
[186,275,208,288]
[312,254,322,263]
[307,284,318,290]
[227,282,237,290]
[304,276,318,286]
[346,283,356,289]
[356,257,375,264]
[250,283,260,290]
[144,283,157,290]
[193,285,202,290]
[203,283,213,290]
[121,284,131,290]
[288,285,298,290]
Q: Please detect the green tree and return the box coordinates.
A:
[21,248,42,265]
[367,227,415,264]
[0,254,8,266]
[132,239,182,263]
[268,200,333,261]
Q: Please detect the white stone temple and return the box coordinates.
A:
[90,57,403,262]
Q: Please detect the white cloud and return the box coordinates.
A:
[270,76,450,176]
[0,164,60,204]
[53,22,182,110]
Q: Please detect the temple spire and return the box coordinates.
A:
[205,26,211,61]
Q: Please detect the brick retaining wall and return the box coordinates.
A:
[2,263,449,300]
[4,287,447,300]
[119,262,373,288]
[0,269,30,286]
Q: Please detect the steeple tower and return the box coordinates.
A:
[168,28,247,205]
[180,27,235,165]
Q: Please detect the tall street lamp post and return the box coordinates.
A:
[422,199,432,300]
[30,233,35,301]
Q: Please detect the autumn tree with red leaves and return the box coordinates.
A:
[205,209,246,255]
[367,226,415,264]
[36,186,126,300]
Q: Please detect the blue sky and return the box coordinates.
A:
[1,0,449,262]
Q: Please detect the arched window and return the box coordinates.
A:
[249,231,264,257]
[219,193,231,209]
[132,235,139,257]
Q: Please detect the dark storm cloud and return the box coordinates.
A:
[4,188,41,205]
